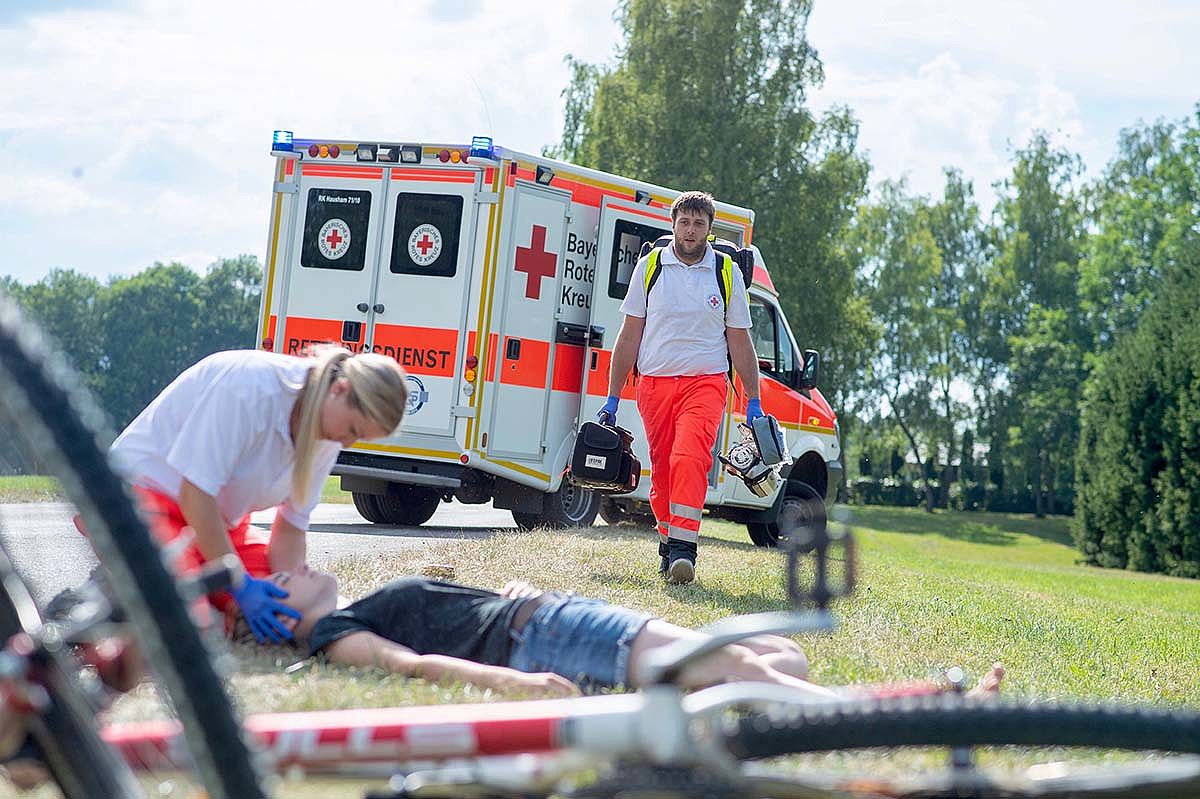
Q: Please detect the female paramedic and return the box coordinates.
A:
[107,346,408,644]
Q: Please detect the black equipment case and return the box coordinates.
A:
[568,421,641,494]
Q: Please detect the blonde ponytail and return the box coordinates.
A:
[292,346,352,505]
[292,347,410,506]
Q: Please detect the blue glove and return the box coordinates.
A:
[597,395,620,425]
[746,398,764,423]
[231,574,301,644]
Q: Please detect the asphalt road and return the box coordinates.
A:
[0,500,520,605]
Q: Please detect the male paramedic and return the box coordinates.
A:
[599,191,762,584]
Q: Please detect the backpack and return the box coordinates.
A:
[637,234,756,316]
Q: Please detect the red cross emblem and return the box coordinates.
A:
[415,234,434,255]
[514,225,557,300]
[325,228,343,249]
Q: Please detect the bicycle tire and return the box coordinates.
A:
[0,546,145,798]
[726,695,1200,760]
[0,295,268,799]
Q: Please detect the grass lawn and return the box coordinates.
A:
[7,476,1191,792]
[0,475,62,503]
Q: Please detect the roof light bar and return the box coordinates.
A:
[469,136,495,160]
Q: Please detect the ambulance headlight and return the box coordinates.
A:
[469,136,494,160]
[272,130,294,152]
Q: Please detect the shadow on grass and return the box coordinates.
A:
[843,506,1074,547]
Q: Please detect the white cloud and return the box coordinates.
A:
[807,0,1197,207]
[0,0,622,282]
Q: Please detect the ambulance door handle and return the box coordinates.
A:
[356,302,369,313]
[373,303,385,314]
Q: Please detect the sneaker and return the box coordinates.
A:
[666,540,697,585]
[658,540,669,575]
[667,557,695,584]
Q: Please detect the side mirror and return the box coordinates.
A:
[799,349,820,390]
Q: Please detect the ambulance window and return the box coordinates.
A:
[711,223,743,246]
[390,193,464,278]
[749,297,795,380]
[301,188,372,271]
[609,219,669,300]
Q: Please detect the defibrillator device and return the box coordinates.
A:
[719,415,791,497]
[568,421,641,495]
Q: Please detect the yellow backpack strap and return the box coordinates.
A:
[714,253,734,322]
[644,247,665,297]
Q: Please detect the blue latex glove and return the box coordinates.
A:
[231,574,301,644]
[746,398,764,423]
[597,395,620,425]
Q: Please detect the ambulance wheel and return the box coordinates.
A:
[352,491,387,523]
[599,497,629,525]
[513,482,601,530]
[746,481,825,548]
[373,486,443,527]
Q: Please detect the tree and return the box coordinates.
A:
[1075,260,1200,576]
[196,255,263,352]
[989,134,1088,516]
[550,0,873,413]
[851,181,942,511]
[97,263,205,428]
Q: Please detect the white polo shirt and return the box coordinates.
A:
[619,243,752,377]
[110,350,341,530]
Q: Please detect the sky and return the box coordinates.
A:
[1,0,1196,284]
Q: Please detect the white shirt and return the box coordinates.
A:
[619,243,752,377]
[110,350,341,530]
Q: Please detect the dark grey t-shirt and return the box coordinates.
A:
[307,577,525,666]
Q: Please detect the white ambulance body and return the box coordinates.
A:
[257,132,842,545]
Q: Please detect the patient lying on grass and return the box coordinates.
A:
[238,568,1004,700]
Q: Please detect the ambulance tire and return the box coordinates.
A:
[746,480,825,548]
[373,487,443,527]
[352,491,388,523]
[513,482,601,530]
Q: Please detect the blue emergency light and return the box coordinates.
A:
[469,136,495,160]
[272,130,294,152]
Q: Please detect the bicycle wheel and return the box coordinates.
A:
[0,294,268,798]
[726,694,1200,759]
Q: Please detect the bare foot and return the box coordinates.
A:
[966,662,1005,698]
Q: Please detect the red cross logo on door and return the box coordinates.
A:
[414,234,434,255]
[514,225,557,300]
[325,228,343,249]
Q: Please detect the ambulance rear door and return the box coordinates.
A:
[277,161,384,359]
[485,181,572,463]
[371,165,481,438]
[583,197,672,488]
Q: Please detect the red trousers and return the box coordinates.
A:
[76,487,272,615]
[636,374,727,548]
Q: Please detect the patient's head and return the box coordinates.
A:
[229,566,339,645]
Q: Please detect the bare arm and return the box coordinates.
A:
[726,327,761,402]
[177,478,237,560]
[324,632,579,697]
[268,515,307,573]
[606,315,646,397]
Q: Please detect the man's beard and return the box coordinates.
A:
[675,237,706,262]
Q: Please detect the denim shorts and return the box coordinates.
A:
[508,595,653,692]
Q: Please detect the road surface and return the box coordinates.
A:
[0,500,521,604]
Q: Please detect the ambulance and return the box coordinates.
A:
[256,131,842,546]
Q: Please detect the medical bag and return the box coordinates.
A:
[568,421,641,494]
